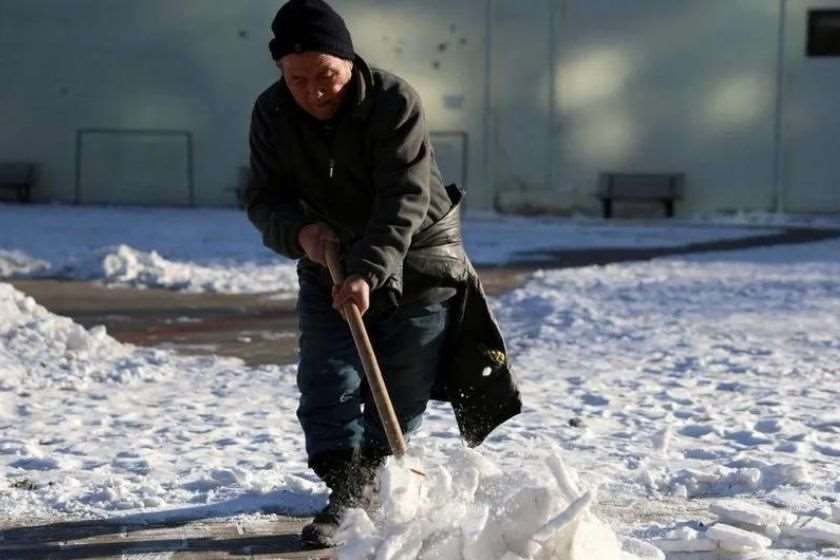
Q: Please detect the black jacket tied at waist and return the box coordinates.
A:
[406,186,522,447]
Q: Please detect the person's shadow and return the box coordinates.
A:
[0,490,334,559]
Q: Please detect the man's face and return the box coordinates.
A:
[278,52,354,121]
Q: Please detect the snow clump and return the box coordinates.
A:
[336,447,651,560]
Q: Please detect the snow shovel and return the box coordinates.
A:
[323,241,409,459]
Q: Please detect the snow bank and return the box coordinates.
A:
[0,283,141,388]
[0,281,174,389]
[0,205,302,295]
[0,203,797,295]
[0,249,49,277]
[336,447,651,560]
[56,244,298,296]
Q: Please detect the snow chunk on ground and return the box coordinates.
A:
[653,527,717,553]
[782,517,840,547]
[336,448,651,560]
[705,523,772,552]
[710,499,796,537]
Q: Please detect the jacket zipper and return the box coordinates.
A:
[323,121,336,179]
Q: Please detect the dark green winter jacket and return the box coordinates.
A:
[245,55,521,446]
[246,56,453,299]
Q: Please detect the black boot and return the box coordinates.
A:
[300,495,346,548]
[301,449,363,548]
[300,448,389,548]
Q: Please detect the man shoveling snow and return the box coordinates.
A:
[245,0,521,547]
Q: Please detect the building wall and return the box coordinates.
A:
[489,0,840,215]
[779,0,840,213]
[1,1,275,206]
[0,0,486,208]
[337,0,488,210]
[491,0,781,214]
[1,1,838,214]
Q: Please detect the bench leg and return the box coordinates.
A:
[602,199,613,219]
[663,199,674,218]
[17,185,31,203]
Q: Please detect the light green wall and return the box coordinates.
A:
[1,1,838,213]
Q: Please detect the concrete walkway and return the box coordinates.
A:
[9,267,529,368]
[0,497,714,560]
[0,516,331,559]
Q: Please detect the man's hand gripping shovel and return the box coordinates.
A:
[323,241,426,480]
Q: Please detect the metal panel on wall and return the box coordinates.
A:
[431,130,468,192]
[781,2,840,212]
[76,129,194,206]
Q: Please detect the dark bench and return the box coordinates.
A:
[0,162,35,203]
[598,172,683,218]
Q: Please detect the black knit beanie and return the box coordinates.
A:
[269,0,354,61]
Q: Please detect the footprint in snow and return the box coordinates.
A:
[582,393,609,406]
[754,419,785,434]
[724,430,774,447]
[10,457,60,471]
[678,424,716,438]
[813,444,840,458]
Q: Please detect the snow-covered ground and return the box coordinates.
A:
[0,203,789,294]
[2,203,840,559]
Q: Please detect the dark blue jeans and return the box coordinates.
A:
[296,267,451,460]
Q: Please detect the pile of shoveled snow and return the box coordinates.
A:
[337,447,658,560]
[0,203,799,296]
[55,245,299,296]
[0,249,49,277]
[0,282,173,389]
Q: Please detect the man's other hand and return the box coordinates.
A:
[332,275,371,318]
[298,222,338,266]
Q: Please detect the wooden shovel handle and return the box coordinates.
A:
[323,241,408,458]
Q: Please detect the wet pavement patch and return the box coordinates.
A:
[10,268,530,369]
